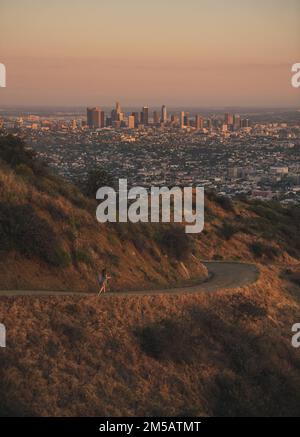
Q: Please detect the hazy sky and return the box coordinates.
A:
[0,0,299,106]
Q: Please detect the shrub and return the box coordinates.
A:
[46,202,69,221]
[74,249,93,266]
[250,242,279,260]
[215,195,234,212]
[154,225,192,260]
[0,134,49,179]
[219,223,239,240]
[107,252,120,267]
[57,323,84,343]
[287,271,300,287]
[15,163,35,181]
[82,167,115,198]
[135,319,192,363]
[0,202,71,267]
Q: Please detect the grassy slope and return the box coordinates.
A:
[1,135,300,416]
[0,158,207,292]
[0,266,300,417]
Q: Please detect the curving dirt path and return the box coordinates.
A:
[0,262,259,297]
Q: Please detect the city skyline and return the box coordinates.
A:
[85,102,250,130]
[0,0,299,106]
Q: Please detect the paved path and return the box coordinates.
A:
[0,262,259,297]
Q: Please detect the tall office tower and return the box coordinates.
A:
[153,110,160,125]
[128,115,135,129]
[142,106,149,125]
[100,110,105,128]
[87,107,101,128]
[132,112,139,127]
[224,112,234,126]
[180,111,185,128]
[233,114,241,130]
[184,112,190,127]
[195,115,204,130]
[241,118,250,128]
[116,101,121,114]
[171,113,179,125]
[161,105,167,123]
[111,101,124,122]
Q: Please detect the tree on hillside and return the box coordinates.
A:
[0,135,36,167]
[83,167,115,198]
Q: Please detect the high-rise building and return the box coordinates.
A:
[153,110,160,125]
[171,113,179,125]
[195,115,204,130]
[142,106,149,125]
[128,115,135,129]
[180,111,185,129]
[112,101,124,122]
[224,113,234,126]
[241,118,250,128]
[132,112,139,127]
[161,105,167,124]
[184,112,190,127]
[116,101,121,114]
[233,114,241,130]
[87,107,103,129]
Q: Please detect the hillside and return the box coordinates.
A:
[0,135,208,292]
[1,134,300,417]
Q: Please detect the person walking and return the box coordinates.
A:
[98,268,111,295]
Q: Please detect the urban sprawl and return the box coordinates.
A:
[1,102,300,205]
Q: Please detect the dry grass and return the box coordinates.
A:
[0,266,300,417]
[0,163,208,292]
[1,138,300,417]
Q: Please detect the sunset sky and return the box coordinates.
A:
[0,0,299,107]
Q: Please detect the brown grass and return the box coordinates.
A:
[0,266,300,417]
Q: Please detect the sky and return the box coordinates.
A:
[0,0,299,107]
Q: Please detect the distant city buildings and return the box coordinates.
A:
[85,102,252,134]
[1,105,300,205]
[161,105,167,124]
[87,107,105,129]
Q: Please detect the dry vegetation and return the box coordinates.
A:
[0,266,300,417]
[1,134,300,417]
[0,135,208,291]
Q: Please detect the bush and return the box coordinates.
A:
[0,202,71,267]
[219,223,239,240]
[250,242,279,260]
[57,323,84,343]
[215,195,234,212]
[74,249,93,266]
[154,225,192,260]
[46,202,69,221]
[0,134,48,178]
[135,319,193,363]
[287,271,300,287]
[83,167,115,198]
[15,163,35,181]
